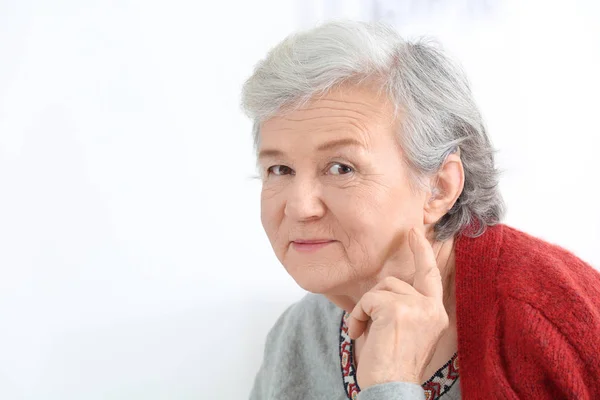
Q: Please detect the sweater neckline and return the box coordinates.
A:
[339,311,460,399]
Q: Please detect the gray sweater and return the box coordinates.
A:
[249,293,461,400]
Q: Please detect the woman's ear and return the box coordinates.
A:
[423,151,465,225]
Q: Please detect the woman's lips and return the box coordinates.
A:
[291,240,335,253]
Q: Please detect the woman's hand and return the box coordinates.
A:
[346,228,449,389]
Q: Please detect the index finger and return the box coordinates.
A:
[408,228,444,300]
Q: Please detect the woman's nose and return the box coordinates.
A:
[284,177,326,221]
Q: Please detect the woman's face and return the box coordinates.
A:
[258,85,428,295]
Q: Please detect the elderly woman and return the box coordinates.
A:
[241,21,600,400]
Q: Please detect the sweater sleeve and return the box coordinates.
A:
[357,382,425,400]
[501,296,600,399]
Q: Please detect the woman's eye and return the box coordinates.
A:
[267,165,294,176]
[327,163,354,176]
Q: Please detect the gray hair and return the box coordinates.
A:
[241,20,504,241]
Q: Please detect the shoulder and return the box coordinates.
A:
[265,293,341,341]
[457,223,600,326]
[495,224,600,313]
[260,293,343,361]
[498,224,595,272]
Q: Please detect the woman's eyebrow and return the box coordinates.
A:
[258,148,284,161]
[316,138,365,152]
[258,138,366,161]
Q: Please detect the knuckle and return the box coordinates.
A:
[363,291,379,303]
[361,291,381,309]
[381,276,398,288]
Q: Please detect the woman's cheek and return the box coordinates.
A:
[261,188,285,237]
[326,187,382,239]
[261,177,288,198]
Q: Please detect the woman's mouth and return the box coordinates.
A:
[291,239,335,253]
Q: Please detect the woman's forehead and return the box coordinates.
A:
[259,87,396,150]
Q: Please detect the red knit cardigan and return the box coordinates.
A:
[454,224,600,399]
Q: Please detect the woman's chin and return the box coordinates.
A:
[286,266,344,294]
[294,279,331,294]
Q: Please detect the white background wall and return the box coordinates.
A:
[0,0,598,399]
